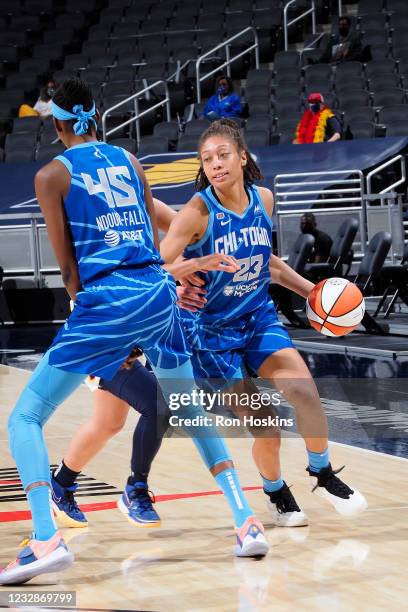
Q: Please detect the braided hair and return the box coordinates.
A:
[195,119,264,191]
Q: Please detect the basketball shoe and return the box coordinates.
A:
[118,483,161,527]
[307,464,368,517]
[234,516,269,557]
[265,482,309,527]
[51,476,88,528]
[0,531,73,585]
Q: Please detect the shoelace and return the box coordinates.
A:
[64,488,81,513]
[128,488,156,512]
[274,486,301,514]
[312,465,353,497]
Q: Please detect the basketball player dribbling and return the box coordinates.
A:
[160,119,368,520]
[0,81,269,586]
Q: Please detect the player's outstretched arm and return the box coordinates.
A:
[160,197,238,279]
[35,160,81,301]
[153,197,177,232]
[163,253,239,281]
[269,255,314,299]
[160,196,207,262]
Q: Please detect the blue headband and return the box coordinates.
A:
[51,101,97,135]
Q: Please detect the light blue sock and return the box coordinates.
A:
[8,351,85,541]
[152,361,232,469]
[152,362,253,527]
[307,448,330,474]
[215,468,254,528]
[27,485,57,541]
[262,475,284,493]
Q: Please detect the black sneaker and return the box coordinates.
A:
[307,464,368,517]
[265,482,308,527]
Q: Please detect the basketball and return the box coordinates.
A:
[306,278,365,337]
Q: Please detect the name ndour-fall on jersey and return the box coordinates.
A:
[47,141,191,379]
[55,141,162,285]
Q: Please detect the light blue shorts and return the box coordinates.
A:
[48,266,191,379]
[182,300,294,386]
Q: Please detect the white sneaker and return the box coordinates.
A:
[307,464,368,517]
[234,516,269,557]
[0,531,73,586]
[265,482,309,527]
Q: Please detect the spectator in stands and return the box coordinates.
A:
[318,16,363,64]
[294,93,342,144]
[19,79,57,118]
[300,212,333,263]
[202,75,242,121]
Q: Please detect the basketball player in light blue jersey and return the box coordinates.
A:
[161,119,368,523]
[0,81,269,586]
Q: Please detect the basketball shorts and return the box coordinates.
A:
[182,300,294,386]
[48,266,191,380]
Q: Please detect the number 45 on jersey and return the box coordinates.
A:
[81,166,139,209]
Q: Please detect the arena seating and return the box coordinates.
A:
[1,0,408,159]
[374,242,408,318]
[269,233,315,327]
[304,218,359,282]
[354,231,393,334]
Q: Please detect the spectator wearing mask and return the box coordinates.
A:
[202,75,242,121]
[300,213,333,263]
[319,16,363,64]
[19,79,57,118]
[294,93,342,144]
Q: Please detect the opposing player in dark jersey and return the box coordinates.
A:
[161,119,368,520]
[0,82,268,586]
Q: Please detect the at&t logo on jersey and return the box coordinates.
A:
[104,230,121,247]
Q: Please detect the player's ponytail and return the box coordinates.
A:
[195,119,264,191]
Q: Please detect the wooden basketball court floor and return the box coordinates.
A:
[1,363,408,611]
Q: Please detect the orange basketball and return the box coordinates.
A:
[306,278,365,337]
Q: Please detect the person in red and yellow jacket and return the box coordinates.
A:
[294,93,341,144]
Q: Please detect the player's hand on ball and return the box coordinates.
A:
[306,277,365,337]
[176,285,207,312]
